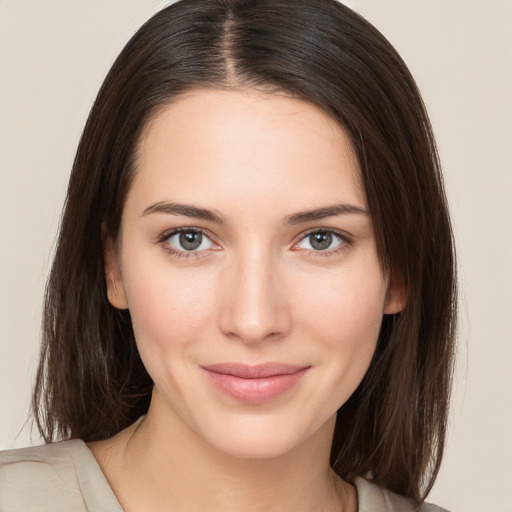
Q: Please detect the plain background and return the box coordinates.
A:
[1,1,511,511]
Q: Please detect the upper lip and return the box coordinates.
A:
[201,363,310,379]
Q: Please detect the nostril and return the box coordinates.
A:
[220,309,291,345]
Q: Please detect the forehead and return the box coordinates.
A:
[128,88,366,218]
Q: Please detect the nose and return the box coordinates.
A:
[218,248,292,345]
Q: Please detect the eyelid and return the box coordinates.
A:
[157,226,206,243]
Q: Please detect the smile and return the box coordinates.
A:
[200,363,311,405]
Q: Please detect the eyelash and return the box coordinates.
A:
[157,227,352,259]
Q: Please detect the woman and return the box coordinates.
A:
[0,1,456,511]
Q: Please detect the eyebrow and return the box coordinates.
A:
[284,203,368,224]
[141,201,367,225]
[142,202,227,224]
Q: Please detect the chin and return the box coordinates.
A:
[208,431,303,460]
[194,412,326,461]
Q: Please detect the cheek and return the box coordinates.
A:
[122,258,217,359]
[297,263,388,345]
[294,262,387,401]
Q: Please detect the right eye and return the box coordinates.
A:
[159,228,218,257]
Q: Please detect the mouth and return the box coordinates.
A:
[200,363,311,405]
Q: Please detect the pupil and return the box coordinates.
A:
[310,232,332,251]
[179,231,202,250]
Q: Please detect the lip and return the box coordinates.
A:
[201,363,310,405]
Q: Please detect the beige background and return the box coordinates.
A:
[1,1,511,511]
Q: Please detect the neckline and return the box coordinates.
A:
[75,439,376,512]
[72,439,125,511]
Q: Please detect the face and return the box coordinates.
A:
[105,89,404,459]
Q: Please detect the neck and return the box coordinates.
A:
[93,392,356,512]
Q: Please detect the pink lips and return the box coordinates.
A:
[201,363,310,405]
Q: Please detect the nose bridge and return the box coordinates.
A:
[219,243,290,344]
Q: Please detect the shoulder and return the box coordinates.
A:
[0,438,85,466]
[0,440,87,510]
[0,440,123,511]
[354,477,451,512]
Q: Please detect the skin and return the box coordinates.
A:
[91,88,405,512]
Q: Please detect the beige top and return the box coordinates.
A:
[0,440,449,511]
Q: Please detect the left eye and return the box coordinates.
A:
[295,231,344,252]
[164,229,216,252]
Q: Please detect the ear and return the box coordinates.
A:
[383,272,407,314]
[104,236,129,310]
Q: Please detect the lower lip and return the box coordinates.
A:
[202,368,309,405]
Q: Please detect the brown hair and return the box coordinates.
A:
[33,0,456,502]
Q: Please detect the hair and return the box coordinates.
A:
[33,0,456,503]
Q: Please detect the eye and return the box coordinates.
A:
[294,230,348,254]
[160,228,217,255]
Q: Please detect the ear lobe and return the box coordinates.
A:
[104,236,128,310]
[384,272,407,314]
